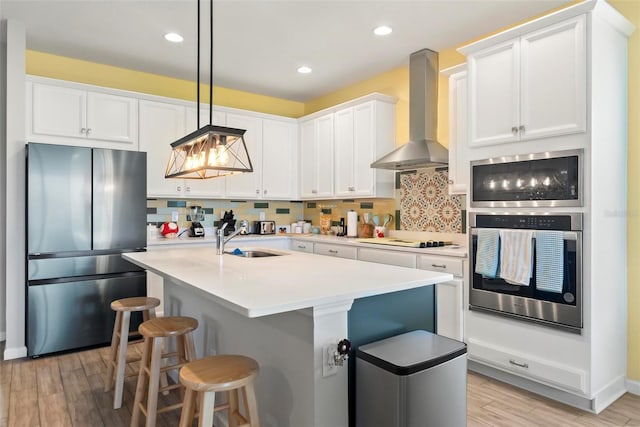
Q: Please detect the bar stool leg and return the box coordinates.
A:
[145,337,164,427]
[131,336,152,427]
[228,389,239,427]
[244,382,260,427]
[198,390,216,427]
[105,311,122,392]
[113,310,131,409]
[178,388,197,427]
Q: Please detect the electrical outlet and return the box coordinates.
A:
[259,211,266,221]
[322,344,338,377]
[171,211,179,222]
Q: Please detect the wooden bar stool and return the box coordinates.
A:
[105,296,161,409]
[178,355,260,427]
[131,316,198,427]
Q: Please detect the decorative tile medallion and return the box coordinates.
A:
[399,169,462,232]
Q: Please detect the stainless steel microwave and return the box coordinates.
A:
[470,149,583,208]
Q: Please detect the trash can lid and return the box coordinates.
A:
[356,330,467,376]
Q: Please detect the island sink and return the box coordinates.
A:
[227,249,283,258]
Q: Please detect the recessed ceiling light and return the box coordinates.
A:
[164,32,184,43]
[373,26,393,36]
[297,66,312,74]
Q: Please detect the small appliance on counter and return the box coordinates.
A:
[238,219,251,235]
[254,220,276,235]
[220,210,236,236]
[188,206,205,237]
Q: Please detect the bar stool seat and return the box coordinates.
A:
[131,316,198,427]
[179,355,260,427]
[105,296,160,409]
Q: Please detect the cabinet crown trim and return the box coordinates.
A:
[458,0,631,56]
[299,92,397,122]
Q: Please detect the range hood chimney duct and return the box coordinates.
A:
[371,48,448,170]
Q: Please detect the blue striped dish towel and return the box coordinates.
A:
[475,229,500,278]
[535,231,564,293]
[499,230,534,286]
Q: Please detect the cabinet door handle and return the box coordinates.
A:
[348,186,355,192]
[509,359,529,369]
[185,186,191,192]
[86,128,92,136]
[312,190,318,194]
[328,249,338,254]
[511,126,518,134]
[264,189,268,194]
[431,264,447,269]
[80,127,87,134]
[519,125,525,133]
[176,185,182,192]
[448,179,454,184]
[297,245,306,249]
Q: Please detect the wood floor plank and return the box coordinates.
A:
[10,360,36,393]
[8,388,39,427]
[35,358,64,396]
[2,344,640,426]
[38,392,72,427]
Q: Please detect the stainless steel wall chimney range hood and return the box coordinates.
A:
[371,49,448,170]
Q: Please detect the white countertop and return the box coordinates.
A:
[123,247,453,318]
[148,233,468,257]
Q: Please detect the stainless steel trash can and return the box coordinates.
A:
[356,330,467,427]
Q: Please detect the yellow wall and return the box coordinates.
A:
[25,50,305,118]
[610,0,640,382]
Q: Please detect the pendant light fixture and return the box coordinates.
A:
[165,0,252,179]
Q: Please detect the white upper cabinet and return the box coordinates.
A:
[466,15,586,147]
[28,80,138,150]
[224,113,263,199]
[300,94,396,200]
[262,119,297,199]
[334,100,395,198]
[139,100,187,197]
[299,113,334,199]
[441,65,468,195]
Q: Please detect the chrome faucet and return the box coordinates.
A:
[216,223,247,255]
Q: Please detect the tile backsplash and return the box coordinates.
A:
[146,169,464,234]
[147,199,304,231]
[398,168,464,233]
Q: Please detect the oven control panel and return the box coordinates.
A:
[473,214,581,231]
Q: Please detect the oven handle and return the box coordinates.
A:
[470,228,580,241]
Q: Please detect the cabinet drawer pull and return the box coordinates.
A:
[431,264,447,269]
[519,125,525,133]
[509,359,529,369]
[328,249,338,254]
[297,245,306,249]
[511,126,518,134]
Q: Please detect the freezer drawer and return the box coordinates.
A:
[28,253,144,281]
[27,272,146,357]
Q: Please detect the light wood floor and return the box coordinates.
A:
[1,343,640,426]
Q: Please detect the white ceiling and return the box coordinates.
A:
[1,0,572,102]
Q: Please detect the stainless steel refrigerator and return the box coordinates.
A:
[26,143,148,357]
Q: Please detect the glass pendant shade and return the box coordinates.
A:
[165,124,253,179]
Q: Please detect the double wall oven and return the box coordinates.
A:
[468,149,584,333]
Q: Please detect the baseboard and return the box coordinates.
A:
[4,346,27,360]
[592,375,627,413]
[626,378,640,396]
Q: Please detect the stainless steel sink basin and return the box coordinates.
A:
[226,250,283,258]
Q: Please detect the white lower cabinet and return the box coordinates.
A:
[290,239,314,253]
[418,255,464,341]
[467,338,587,393]
[357,247,416,268]
[313,243,357,259]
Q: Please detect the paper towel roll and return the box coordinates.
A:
[347,211,358,237]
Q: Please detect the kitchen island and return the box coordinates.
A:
[123,246,452,427]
